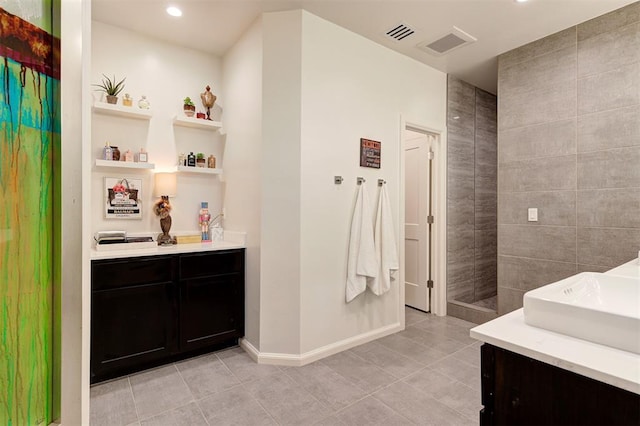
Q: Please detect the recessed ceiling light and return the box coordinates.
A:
[515,0,529,3]
[166,6,182,17]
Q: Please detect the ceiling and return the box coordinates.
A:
[92,0,637,94]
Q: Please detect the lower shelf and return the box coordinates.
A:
[176,165,222,175]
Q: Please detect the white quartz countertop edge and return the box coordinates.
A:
[91,240,245,260]
[470,309,640,395]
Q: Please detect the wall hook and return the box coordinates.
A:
[378,179,386,186]
[357,177,366,185]
[334,176,344,185]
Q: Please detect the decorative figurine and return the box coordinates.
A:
[200,85,217,121]
[153,196,175,245]
[199,202,211,242]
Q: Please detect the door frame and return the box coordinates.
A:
[398,117,447,319]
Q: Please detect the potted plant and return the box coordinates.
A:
[183,97,196,117]
[196,153,206,167]
[93,74,126,104]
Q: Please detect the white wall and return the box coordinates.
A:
[91,22,224,239]
[259,10,304,355]
[221,18,263,349]
[298,12,447,353]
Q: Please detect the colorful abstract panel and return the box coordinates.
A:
[0,5,60,425]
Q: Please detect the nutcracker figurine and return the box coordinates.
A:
[199,202,211,242]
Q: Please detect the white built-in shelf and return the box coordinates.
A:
[176,165,222,175]
[173,115,222,131]
[93,102,153,120]
[95,159,155,170]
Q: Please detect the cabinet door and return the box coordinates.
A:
[179,273,244,352]
[91,281,177,383]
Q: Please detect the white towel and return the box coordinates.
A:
[369,184,399,296]
[346,183,378,302]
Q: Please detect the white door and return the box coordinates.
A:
[404,130,431,311]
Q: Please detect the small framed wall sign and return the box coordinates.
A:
[360,138,381,168]
[105,177,142,219]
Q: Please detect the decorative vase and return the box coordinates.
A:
[138,95,150,109]
[111,146,121,161]
[106,95,118,104]
[184,105,195,117]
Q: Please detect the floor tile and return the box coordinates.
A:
[320,350,397,393]
[349,341,425,379]
[405,306,429,326]
[333,396,413,425]
[398,326,467,354]
[284,361,369,411]
[373,381,476,426]
[129,365,194,421]
[450,344,481,368]
[198,386,275,426]
[217,347,282,383]
[243,372,330,425]
[404,368,482,421]
[176,353,240,399]
[139,402,207,426]
[313,414,348,425]
[90,377,138,426]
[430,355,481,391]
[376,333,449,365]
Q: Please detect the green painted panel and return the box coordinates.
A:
[0,5,60,424]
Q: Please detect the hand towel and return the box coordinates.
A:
[346,183,378,303]
[369,184,399,296]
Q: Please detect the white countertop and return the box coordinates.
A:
[91,231,247,260]
[471,258,640,395]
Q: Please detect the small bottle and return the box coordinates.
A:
[103,142,113,160]
[187,152,196,167]
[136,148,148,163]
[138,95,150,109]
[124,149,134,162]
[178,153,186,166]
[112,146,121,161]
[122,93,133,107]
[207,155,216,168]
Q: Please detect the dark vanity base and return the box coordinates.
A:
[91,249,245,384]
[480,344,640,425]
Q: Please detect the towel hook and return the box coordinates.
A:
[357,177,366,185]
[334,176,344,185]
[378,179,386,186]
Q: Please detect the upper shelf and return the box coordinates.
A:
[173,115,222,131]
[93,102,153,120]
[95,159,155,170]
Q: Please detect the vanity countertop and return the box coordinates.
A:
[470,259,640,395]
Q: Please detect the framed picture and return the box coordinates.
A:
[105,177,142,219]
[360,138,381,168]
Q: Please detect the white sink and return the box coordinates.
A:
[607,258,640,279]
[523,272,640,354]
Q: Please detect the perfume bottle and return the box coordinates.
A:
[138,95,150,109]
[103,142,113,160]
[187,152,196,167]
[135,148,148,163]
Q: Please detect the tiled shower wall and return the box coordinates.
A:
[497,1,640,314]
[447,76,498,305]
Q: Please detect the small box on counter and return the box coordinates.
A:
[175,234,203,244]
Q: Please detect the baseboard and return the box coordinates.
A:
[239,322,403,366]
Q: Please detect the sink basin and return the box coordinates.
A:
[607,258,640,279]
[523,272,640,354]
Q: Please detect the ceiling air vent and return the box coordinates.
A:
[417,26,477,56]
[384,22,416,42]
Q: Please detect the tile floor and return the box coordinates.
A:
[90,307,482,425]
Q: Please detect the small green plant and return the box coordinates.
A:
[196,152,204,160]
[93,74,126,96]
[184,97,195,107]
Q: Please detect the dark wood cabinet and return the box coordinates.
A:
[480,344,640,426]
[91,249,244,384]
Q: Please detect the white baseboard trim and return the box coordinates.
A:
[239,322,403,366]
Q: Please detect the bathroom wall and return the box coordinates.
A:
[447,76,498,306]
[497,1,640,314]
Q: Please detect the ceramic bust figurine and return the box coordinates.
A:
[200,85,216,120]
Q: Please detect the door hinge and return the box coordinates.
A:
[427,280,434,288]
[427,215,434,224]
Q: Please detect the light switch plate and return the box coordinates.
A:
[528,208,538,222]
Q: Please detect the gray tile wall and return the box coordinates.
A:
[497,2,640,315]
[447,76,497,305]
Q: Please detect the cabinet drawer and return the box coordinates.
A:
[179,249,244,279]
[92,256,174,290]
